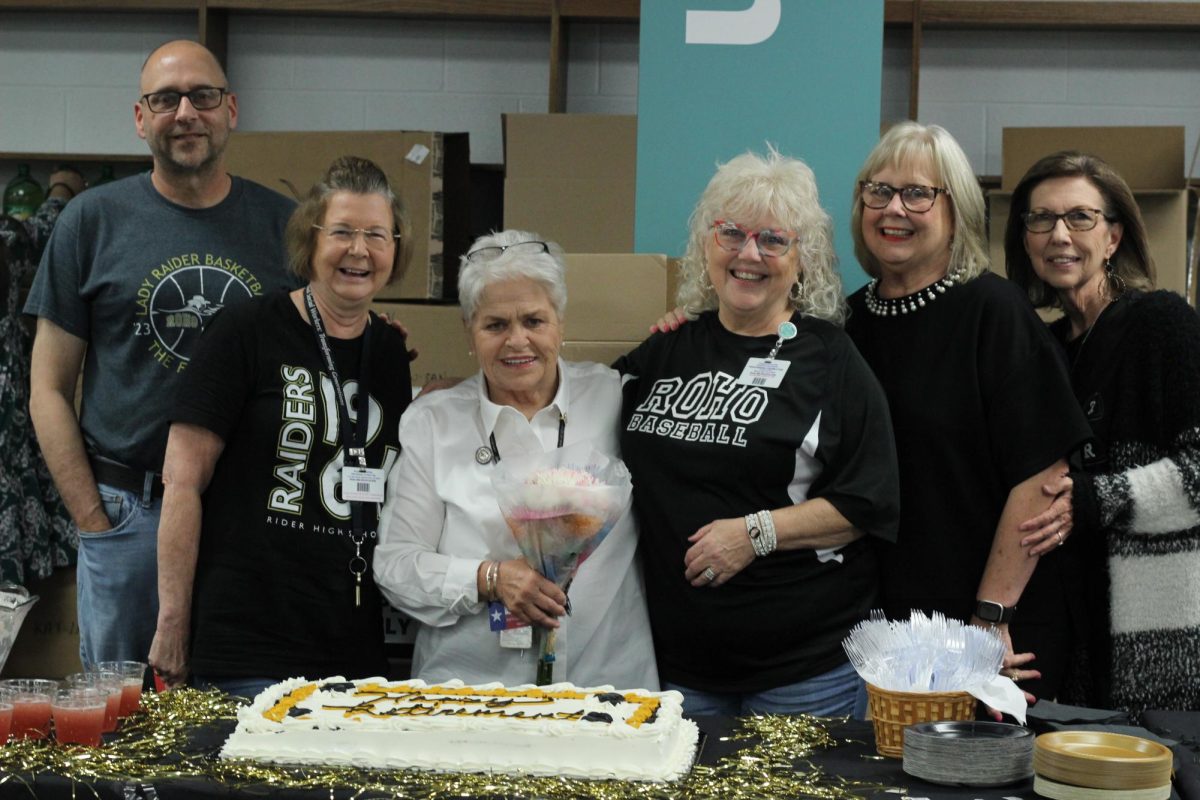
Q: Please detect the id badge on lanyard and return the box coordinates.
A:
[735,320,797,388]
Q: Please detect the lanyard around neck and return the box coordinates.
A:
[302,285,373,464]
[480,412,566,465]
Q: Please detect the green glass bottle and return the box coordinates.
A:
[93,164,116,186]
[3,163,44,220]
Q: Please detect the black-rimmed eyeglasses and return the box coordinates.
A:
[859,181,949,213]
[465,241,550,262]
[1021,208,1111,234]
[140,87,229,114]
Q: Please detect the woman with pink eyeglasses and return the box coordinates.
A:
[619,148,900,717]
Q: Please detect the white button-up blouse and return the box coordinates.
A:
[373,359,658,690]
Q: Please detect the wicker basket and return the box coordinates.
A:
[866,683,976,758]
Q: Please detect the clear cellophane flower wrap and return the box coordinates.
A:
[490,441,633,684]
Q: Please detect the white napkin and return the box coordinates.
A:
[967,673,1028,724]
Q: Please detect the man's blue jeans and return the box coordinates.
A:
[76,483,160,668]
[666,660,868,719]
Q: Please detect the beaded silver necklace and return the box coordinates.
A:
[864,268,967,317]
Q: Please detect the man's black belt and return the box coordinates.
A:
[89,456,164,499]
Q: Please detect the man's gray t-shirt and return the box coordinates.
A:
[24,172,298,472]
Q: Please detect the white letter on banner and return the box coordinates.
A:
[685,0,781,46]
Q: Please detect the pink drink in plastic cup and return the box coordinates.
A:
[11,696,52,740]
[0,702,12,744]
[66,672,120,732]
[95,661,147,717]
[119,683,141,716]
[52,691,106,747]
[0,680,58,740]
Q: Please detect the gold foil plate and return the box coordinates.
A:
[1033,731,1172,790]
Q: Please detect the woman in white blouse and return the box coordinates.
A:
[373,230,657,689]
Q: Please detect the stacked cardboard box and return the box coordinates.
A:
[374,252,675,387]
[503,114,637,253]
[4,568,81,679]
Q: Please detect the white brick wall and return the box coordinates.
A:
[0,11,638,176]
[3,11,1200,183]
[916,27,1200,176]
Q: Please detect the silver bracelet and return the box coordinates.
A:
[746,512,769,557]
[756,509,778,556]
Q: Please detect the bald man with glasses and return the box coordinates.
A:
[25,40,298,669]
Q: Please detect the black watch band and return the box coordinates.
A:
[974,599,1016,624]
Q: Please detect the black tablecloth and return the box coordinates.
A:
[3,714,1196,799]
[0,716,1023,800]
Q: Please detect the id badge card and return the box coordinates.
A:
[736,358,790,388]
[342,466,386,502]
[488,601,533,648]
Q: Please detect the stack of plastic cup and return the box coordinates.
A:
[0,687,13,744]
[95,661,147,717]
[51,688,107,747]
[0,679,59,740]
[65,672,121,733]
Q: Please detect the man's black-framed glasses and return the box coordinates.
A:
[140,87,229,114]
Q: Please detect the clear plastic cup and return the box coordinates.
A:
[94,660,147,716]
[66,672,121,732]
[51,688,107,747]
[0,679,59,740]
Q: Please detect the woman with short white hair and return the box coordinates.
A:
[373,229,656,689]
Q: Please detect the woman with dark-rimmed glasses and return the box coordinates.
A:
[843,122,1091,704]
[1005,150,1200,716]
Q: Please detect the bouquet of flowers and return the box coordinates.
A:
[491,442,632,684]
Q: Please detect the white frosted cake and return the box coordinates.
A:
[220,677,700,782]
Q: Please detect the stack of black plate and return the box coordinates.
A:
[903,721,1034,786]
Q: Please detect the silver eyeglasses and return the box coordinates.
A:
[140,87,229,114]
[859,181,949,213]
[465,241,550,262]
[313,224,400,251]
[1021,208,1110,234]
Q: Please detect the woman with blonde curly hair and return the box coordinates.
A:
[617,148,900,717]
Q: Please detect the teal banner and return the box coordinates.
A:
[635,0,883,291]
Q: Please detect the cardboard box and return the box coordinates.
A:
[561,340,639,367]
[3,567,81,679]
[503,114,637,253]
[563,253,671,340]
[1000,127,1184,192]
[225,130,471,300]
[371,301,473,388]
[988,127,1190,301]
[375,253,673,385]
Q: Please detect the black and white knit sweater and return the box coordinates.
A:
[1061,289,1200,716]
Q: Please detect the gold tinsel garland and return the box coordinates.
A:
[0,689,899,799]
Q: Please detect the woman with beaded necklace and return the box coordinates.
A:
[1006,151,1200,715]
[842,122,1091,703]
